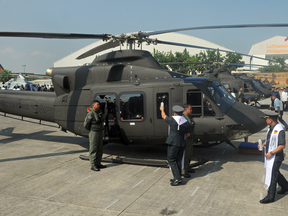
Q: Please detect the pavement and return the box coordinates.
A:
[1,98,288,216]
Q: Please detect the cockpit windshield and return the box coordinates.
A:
[208,81,235,114]
[252,80,261,90]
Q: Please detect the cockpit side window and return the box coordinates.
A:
[223,83,230,89]
[186,89,216,117]
[203,97,216,116]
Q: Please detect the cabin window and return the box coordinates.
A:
[95,94,117,120]
[156,93,169,119]
[187,89,202,117]
[120,93,144,120]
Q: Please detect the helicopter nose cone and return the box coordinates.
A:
[226,102,266,134]
[259,87,271,98]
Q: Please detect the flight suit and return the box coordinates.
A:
[182,113,195,173]
[84,109,104,168]
[165,116,191,181]
[238,90,244,103]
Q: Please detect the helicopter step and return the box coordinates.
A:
[79,155,209,168]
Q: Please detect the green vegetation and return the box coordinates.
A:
[0,69,13,82]
[259,57,288,72]
[153,48,244,73]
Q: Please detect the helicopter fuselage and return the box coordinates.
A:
[0,50,267,145]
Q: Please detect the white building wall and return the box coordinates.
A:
[248,36,288,71]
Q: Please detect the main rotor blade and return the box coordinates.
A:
[140,23,288,37]
[0,32,110,39]
[226,63,288,69]
[155,39,270,61]
[178,65,210,71]
[76,40,120,59]
[159,62,210,65]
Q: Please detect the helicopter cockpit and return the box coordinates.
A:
[207,81,235,114]
[185,78,235,117]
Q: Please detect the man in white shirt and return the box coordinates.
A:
[282,87,288,111]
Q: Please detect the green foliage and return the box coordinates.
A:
[259,57,288,72]
[223,53,245,71]
[153,48,243,74]
[0,69,13,82]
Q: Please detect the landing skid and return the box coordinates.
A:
[194,140,238,150]
[194,141,224,148]
[79,155,208,168]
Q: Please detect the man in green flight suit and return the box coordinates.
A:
[182,103,195,178]
[84,100,106,171]
[238,87,244,103]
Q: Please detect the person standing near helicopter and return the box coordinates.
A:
[182,103,196,178]
[84,100,106,171]
[238,87,244,103]
[259,110,288,204]
[160,104,191,186]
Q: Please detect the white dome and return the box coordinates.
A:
[54,32,235,67]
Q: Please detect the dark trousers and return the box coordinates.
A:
[267,159,288,201]
[277,111,288,129]
[183,139,194,173]
[167,145,185,180]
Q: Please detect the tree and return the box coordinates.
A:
[223,53,245,71]
[153,48,245,73]
[0,69,13,82]
[259,57,288,72]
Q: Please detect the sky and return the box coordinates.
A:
[1,0,288,74]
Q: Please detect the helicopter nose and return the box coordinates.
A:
[260,88,271,98]
[225,102,266,134]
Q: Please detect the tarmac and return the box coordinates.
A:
[1,98,288,216]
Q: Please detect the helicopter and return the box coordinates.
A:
[0,24,287,147]
[184,66,271,104]
[254,78,272,90]
[161,61,271,103]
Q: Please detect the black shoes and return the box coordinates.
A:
[181,173,191,178]
[170,179,182,186]
[97,164,107,169]
[91,164,107,171]
[91,166,100,171]
[277,187,288,194]
[259,197,274,204]
[187,169,195,173]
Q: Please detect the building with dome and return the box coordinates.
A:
[54,32,238,68]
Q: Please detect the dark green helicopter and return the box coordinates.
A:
[163,62,271,104]
[0,24,286,147]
